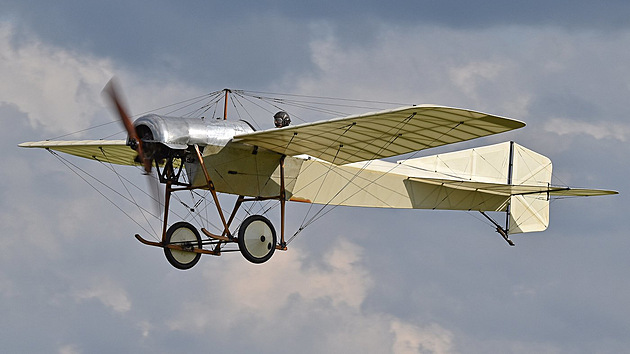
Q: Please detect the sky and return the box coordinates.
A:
[1,1,629,353]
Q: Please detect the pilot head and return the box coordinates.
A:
[274,111,291,128]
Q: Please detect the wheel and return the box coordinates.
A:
[164,222,202,270]
[238,215,277,264]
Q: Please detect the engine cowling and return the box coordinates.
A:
[133,114,255,150]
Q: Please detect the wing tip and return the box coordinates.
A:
[18,141,49,148]
[479,114,526,130]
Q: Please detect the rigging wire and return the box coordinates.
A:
[100,129,127,140]
[179,91,225,118]
[239,92,349,117]
[48,149,158,237]
[48,121,119,140]
[286,115,418,242]
[231,92,309,125]
[40,89,406,247]
[230,94,262,130]
[50,88,507,246]
[48,90,224,141]
[287,120,470,244]
[46,89,409,141]
[238,90,410,107]
[136,91,223,117]
[199,92,430,245]
[96,148,159,238]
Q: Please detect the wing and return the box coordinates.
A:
[232,105,525,165]
[18,140,139,166]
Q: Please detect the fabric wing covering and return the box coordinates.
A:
[232,105,526,165]
[18,140,139,166]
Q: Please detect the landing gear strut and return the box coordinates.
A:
[135,145,288,269]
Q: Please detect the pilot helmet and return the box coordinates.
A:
[274,111,291,128]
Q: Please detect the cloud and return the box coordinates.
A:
[9,0,630,99]
[287,26,534,120]
[286,24,630,152]
[165,240,371,332]
[3,3,316,89]
[58,344,81,354]
[74,276,132,314]
[544,118,630,141]
[2,11,628,354]
[165,239,454,353]
[0,23,114,134]
[391,320,454,354]
[0,23,206,138]
[449,61,508,97]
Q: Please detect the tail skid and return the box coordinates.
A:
[480,211,515,246]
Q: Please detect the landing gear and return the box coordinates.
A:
[151,214,277,269]
[163,222,202,270]
[238,215,277,264]
[134,146,289,269]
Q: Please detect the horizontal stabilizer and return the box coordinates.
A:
[548,188,618,197]
[400,141,615,235]
[407,177,617,197]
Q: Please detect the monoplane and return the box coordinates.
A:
[19,79,617,269]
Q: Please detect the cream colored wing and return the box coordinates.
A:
[232,105,526,165]
[18,140,138,166]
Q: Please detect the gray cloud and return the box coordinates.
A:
[2,3,629,353]
[5,0,630,90]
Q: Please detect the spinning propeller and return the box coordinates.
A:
[103,78,162,215]
[103,78,153,174]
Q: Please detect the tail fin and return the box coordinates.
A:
[400,141,553,234]
[401,141,616,236]
[507,143,552,234]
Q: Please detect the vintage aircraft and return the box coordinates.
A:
[19,79,617,269]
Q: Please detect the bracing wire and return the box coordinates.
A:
[287,120,469,244]
[48,149,158,237]
[97,148,159,238]
[49,121,120,140]
[45,88,429,246]
[49,90,225,141]
[238,90,410,107]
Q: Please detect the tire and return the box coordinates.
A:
[238,215,276,264]
[164,222,202,270]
